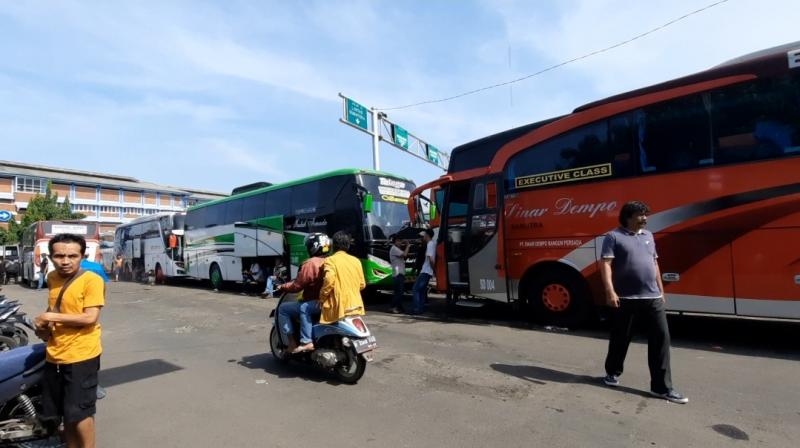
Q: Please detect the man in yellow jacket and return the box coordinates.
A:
[319,231,365,324]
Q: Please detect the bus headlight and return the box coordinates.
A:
[367,255,391,269]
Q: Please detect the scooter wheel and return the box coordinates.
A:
[333,349,367,384]
[269,327,290,364]
[0,335,19,351]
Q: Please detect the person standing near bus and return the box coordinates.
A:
[113,254,124,282]
[34,233,104,447]
[168,232,178,260]
[38,253,49,290]
[411,228,435,315]
[600,201,688,404]
[388,234,409,314]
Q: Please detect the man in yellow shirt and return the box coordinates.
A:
[34,233,104,448]
[319,231,365,326]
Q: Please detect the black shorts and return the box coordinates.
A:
[42,356,100,424]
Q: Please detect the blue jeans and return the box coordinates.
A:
[264,276,274,295]
[278,300,321,344]
[37,273,45,290]
[392,274,405,309]
[411,273,431,314]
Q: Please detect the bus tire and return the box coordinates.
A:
[209,263,223,291]
[523,266,590,328]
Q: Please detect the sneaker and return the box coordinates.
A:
[651,389,689,404]
[603,374,620,387]
[390,307,404,314]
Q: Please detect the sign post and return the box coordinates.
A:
[339,93,449,171]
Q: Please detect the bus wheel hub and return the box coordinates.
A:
[542,284,570,312]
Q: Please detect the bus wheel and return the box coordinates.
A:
[209,263,223,291]
[155,264,165,285]
[525,268,589,327]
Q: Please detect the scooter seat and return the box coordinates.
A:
[0,344,46,384]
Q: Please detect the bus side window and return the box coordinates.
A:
[472,183,485,210]
[242,193,267,222]
[608,114,635,177]
[205,204,225,228]
[637,94,713,173]
[710,76,800,164]
[225,200,243,224]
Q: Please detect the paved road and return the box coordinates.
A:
[4,281,799,447]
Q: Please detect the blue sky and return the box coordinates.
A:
[0,0,797,194]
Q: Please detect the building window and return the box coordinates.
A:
[16,176,47,193]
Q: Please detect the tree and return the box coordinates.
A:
[10,181,85,241]
[0,226,16,245]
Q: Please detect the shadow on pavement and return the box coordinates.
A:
[238,353,347,386]
[490,363,652,399]
[100,359,183,388]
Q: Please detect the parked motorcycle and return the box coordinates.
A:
[0,343,62,446]
[0,298,33,350]
[269,293,376,384]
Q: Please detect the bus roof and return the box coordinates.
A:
[574,40,800,113]
[116,212,181,228]
[27,219,91,229]
[448,117,563,173]
[440,41,799,178]
[188,168,413,211]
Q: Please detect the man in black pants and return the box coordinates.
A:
[600,201,688,404]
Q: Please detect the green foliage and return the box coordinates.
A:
[10,181,86,241]
[0,226,16,245]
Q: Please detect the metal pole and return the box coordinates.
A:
[370,107,380,171]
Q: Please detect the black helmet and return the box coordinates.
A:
[304,233,331,257]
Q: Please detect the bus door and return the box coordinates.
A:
[442,181,470,291]
[465,176,506,301]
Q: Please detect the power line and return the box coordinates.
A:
[377,0,731,112]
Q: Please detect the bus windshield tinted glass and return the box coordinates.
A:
[360,175,415,240]
[367,201,410,240]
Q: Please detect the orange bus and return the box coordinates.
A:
[409,41,800,325]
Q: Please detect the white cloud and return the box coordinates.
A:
[173,33,338,102]
[200,138,289,182]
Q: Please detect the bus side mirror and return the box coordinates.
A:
[362,193,373,213]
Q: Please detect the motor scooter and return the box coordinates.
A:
[268,293,376,384]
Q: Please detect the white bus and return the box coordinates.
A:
[114,212,186,283]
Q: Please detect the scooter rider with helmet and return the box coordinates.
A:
[276,233,331,353]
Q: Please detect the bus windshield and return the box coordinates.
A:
[360,174,414,240]
[366,200,410,240]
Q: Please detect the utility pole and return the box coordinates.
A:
[371,108,381,171]
[339,93,449,171]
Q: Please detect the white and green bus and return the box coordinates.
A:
[182,169,418,291]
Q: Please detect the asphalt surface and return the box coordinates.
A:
[3,280,799,448]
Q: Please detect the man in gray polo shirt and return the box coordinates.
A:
[600,201,688,404]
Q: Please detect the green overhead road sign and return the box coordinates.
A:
[426,145,440,165]
[345,98,369,130]
[393,125,409,149]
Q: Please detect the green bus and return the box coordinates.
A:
[182,168,417,290]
